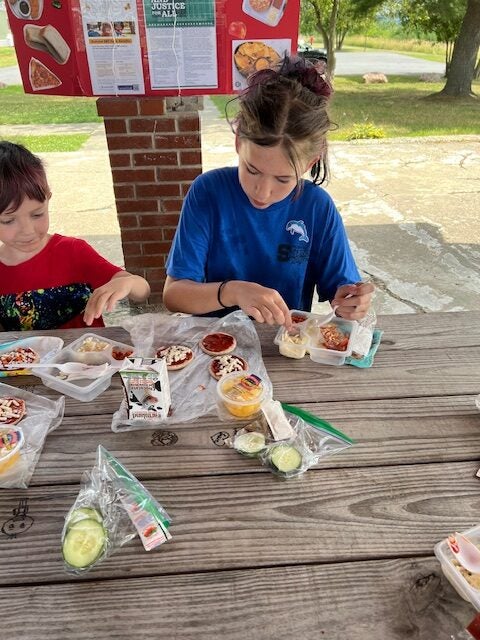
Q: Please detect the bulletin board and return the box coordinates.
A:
[6,0,300,96]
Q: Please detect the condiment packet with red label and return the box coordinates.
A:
[119,492,172,551]
[120,358,171,421]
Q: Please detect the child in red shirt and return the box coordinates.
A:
[0,141,150,331]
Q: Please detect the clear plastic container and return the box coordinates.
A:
[216,371,267,419]
[434,524,480,609]
[274,312,358,366]
[36,333,135,402]
[273,326,309,359]
[0,428,24,475]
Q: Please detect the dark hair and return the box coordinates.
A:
[0,141,50,214]
[230,55,334,187]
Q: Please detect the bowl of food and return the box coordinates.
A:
[217,371,267,419]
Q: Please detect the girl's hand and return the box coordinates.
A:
[223,281,292,329]
[331,282,375,321]
[83,274,147,325]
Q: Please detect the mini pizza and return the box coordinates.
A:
[200,332,236,356]
[319,324,349,351]
[0,397,26,425]
[156,345,194,371]
[209,354,248,380]
[0,346,39,370]
[29,57,62,92]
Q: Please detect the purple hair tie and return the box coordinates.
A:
[298,67,332,98]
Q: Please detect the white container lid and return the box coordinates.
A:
[434,524,480,610]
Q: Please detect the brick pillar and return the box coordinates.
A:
[96,96,203,304]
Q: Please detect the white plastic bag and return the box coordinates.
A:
[112,310,272,429]
[0,381,64,488]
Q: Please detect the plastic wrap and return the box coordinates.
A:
[231,402,354,479]
[0,382,64,488]
[62,446,171,574]
[112,310,272,429]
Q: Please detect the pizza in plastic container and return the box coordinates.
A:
[0,336,64,377]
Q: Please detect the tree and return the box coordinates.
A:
[396,0,467,76]
[354,0,480,97]
[440,0,480,96]
[300,0,375,61]
[301,0,341,76]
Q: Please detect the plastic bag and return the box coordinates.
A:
[113,310,272,429]
[0,382,64,488]
[231,402,354,479]
[62,445,172,575]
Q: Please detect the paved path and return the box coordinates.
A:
[334,50,444,75]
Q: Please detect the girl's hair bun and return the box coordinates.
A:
[247,54,332,99]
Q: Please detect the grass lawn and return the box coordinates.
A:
[210,75,480,140]
[0,47,17,68]
[0,85,101,124]
[5,134,91,152]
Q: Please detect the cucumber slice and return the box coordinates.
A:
[63,519,106,569]
[234,432,266,457]
[67,507,103,528]
[269,444,303,473]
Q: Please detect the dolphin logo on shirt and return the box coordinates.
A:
[286,220,309,243]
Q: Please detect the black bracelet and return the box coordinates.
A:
[217,280,230,309]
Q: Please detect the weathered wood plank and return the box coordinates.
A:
[27,395,480,485]
[2,310,480,353]
[2,460,480,585]
[4,340,480,412]
[0,557,473,640]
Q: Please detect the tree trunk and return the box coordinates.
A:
[308,0,339,76]
[326,0,340,77]
[441,0,480,97]
[474,56,480,79]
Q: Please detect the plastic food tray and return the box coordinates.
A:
[274,310,358,366]
[35,333,135,402]
[434,524,480,610]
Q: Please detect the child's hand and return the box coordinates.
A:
[226,281,292,329]
[83,274,149,325]
[331,282,375,320]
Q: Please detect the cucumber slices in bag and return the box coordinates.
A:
[233,431,266,457]
[268,443,303,475]
[62,508,107,569]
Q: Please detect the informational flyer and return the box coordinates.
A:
[142,0,218,90]
[79,0,145,95]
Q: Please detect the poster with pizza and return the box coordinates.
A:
[6,0,300,96]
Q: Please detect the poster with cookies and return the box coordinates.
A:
[6,0,300,96]
[224,0,299,92]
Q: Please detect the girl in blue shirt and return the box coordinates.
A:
[164,55,374,329]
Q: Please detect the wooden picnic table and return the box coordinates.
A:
[1,311,480,639]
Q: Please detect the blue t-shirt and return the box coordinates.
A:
[166,167,360,312]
